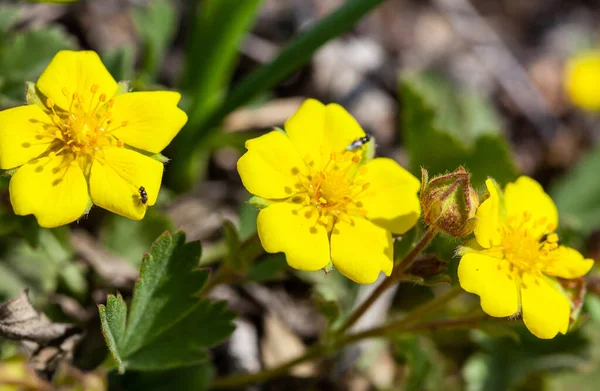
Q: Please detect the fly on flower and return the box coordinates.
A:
[0,50,187,227]
[237,99,421,284]
[457,177,594,339]
[346,134,372,151]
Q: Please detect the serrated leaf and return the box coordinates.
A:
[99,211,173,266]
[99,231,236,372]
[400,72,517,187]
[99,294,127,373]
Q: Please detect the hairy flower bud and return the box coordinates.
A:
[420,166,479,237]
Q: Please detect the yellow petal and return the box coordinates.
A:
[458,252,519,317]
[89,147,163,220]
[358,157,421,234]
[237,130,307,199]
[521,276,570,339]
[330,217,393,284]
[0,105,54,169]
[504,176,558,232]
[543,246,594,279]
[473,179,503,248]
[9,154,88,227]
[109,92,188,153]
[257,202,330,271]
[565,51,600,111]
[36,51,118,111]
[284,99,365,169]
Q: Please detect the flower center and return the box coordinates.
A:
[43,84,125,157]
[291,150,371,232]
[498,211,559,280]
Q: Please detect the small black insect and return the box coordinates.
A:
[346,134,372,151]
[138,186,148,204]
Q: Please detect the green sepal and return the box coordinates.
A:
[116,80,131,96]
[151,153,170,164]
[323,259,334,274]
[3,167,18,177]
[25,81,42,106]
[248,196,271,210]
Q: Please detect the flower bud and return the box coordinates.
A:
[420,166,479,237]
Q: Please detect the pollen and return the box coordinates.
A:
[42,84,124,158]
[497,211,560,280]
[291,150,370,231]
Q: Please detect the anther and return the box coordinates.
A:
[116,140,124,148]
[45,98,55,108]
[351,155,361,163]
[121,120,128,127]
[523,210,532,222]
[90,84,99,93]
[362,183,370,190]
[99,93,107,103]
[546,233,559,243]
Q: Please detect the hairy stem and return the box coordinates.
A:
[210,284,462,389]
[335,226,438,335]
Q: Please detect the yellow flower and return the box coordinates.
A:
[458,176,594,339]
[565,51,600,111]
[0,51,187,227]
[237,99,421,284]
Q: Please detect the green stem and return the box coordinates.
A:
[210,284,462,389]
[335,226,438,335]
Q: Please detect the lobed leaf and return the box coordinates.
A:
[99,231,236,372]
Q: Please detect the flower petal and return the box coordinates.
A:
[0,105,55,169]
[565,51,600,111]
[109,92,188,153]
[257,202,330,271]
[458,252,519,317]
[474,178,503,248]
[89,147,163,220]
[521,276,570,339]
[237,130,307,199]
[330,217,393,284]
[284,99,365,169]
[543,246,594,279]
[358,157,421,234]
[36,51,118,111]
[504,176,558,231]
[9,154,88,227]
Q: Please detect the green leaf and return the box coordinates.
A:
[400,72,518,187]
[551,147,600,234]
[99,231,236,372]
[171,0,386,189]
[132,0,177,82]
[183,0,264,128]
[222,220,246,273]
[247,253,287,282]
[101,45,135,82]
[0,26,76,105]
[99,294,128,372]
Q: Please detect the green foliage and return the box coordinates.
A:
[99,231,236,373]
[183,0,264,128]
[0,228,83,301]
[101,46,136,82]
[99,211,173,266]
[0,9,76,107]
[400,72,518,187]
[109,364,214,391]
[551,146,600,235]
[132,0,178,83]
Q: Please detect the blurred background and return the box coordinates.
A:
[0,0,600,390]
